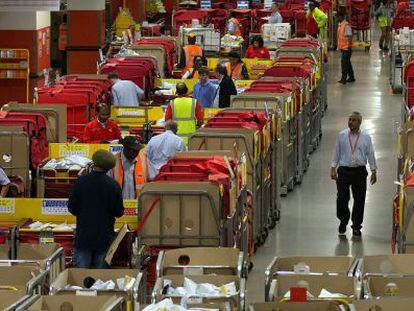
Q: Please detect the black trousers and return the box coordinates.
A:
[341,50,355,81]
[336,166,368,230]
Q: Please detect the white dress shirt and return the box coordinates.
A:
[112,79,144,107]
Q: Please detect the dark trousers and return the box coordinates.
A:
[74,248,108,269]
[336,166,368,230]
[341,50,355,81]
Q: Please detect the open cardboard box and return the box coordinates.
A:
[51,268,143,306]
[250,301,344,311]
[0,266,46,293]
[351,297,414,311]
[361,254,414,276]
[158,247,243,277]
[153,274,245,310]
[365,276,414,298]
[22,295,124,311]
[0,291,28,310]
[0,243,61,261]
[273,274,356,301]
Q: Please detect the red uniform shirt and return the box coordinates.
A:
[165,96,204,123]
[245,46,270,59]
[83,118,121,143]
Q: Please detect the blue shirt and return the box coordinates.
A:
[331,129,377,171]
[146,130,186,180]
[112,79,144,107]
[269,12,283,24]
[192,80,218,108]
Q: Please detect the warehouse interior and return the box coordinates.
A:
[0,0,413,310]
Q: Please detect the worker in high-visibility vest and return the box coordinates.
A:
[306,0,327,39]
[226,52,249,80]
[177,32,203,71]
[108,136,147,199]
[226,11,242,36]
[337,12,355,85]
[58,14,68,75]
[375,0,394,51]
[165,82,204,145]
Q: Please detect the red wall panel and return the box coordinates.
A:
[67,10,105,47]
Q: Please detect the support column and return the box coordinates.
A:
[66,0,105,74]
[0,11,51,103]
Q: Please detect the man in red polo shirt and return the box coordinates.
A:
[83,103,121,143]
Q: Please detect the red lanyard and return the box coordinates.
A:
[348,130,361,155]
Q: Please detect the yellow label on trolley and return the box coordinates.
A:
[123,200,138,217]
[58,144,89,157]
[0,198,15,214]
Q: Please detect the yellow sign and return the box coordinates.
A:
[0,198,14,214]
[58,144,89,158]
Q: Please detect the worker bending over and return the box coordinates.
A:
[165,82,204,145]
[109,136,147,199]
[226,52,249,80]
[226,11,242,36]
[178,33,203,71]
[68,150,124,268]
[306,0,327,39]
[146,121,186,180]
[108,72,144,107]
[83,103,121,143]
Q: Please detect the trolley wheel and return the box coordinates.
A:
[365,46,370,52]
[248,261,254,272]
[274,209,281,221]
[269,218,277,229]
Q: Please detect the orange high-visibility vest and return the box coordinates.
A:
[182,45,203,70]
[59,23,68,51]
[337,20,352,50]
[112,149,147,199]
[227,18,242,36]
[226,62,244,80]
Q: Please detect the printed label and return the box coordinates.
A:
[0,198,15,214]
[41,200,70,215]
[59,144,89,157]
[109,145,123,154]
[123,200,138,216]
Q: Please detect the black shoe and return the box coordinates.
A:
[352,229,362,238]
[347,78,356,83]
[338,224,347,235]
[338,80,347,85]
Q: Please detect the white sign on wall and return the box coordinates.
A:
[0,0,60,11]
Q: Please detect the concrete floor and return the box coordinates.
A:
[247,40,401,302]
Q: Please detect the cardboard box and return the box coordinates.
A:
[274,274,356,300]
[351,297,414,311]
[366,276,414,298]
[0,266,43,292]
[24,295,124,311]
[159,247,242,276]
[51,268,143,306]
[0,291,27,310]
[362,254,414,276]
[105,223,129,265]
[0,243,61,267]
[250,301,343,311]
[270,256,356,274]
[154,275,244,310]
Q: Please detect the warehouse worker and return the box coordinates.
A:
[109,136,147,200]
[268,3,283,24]
[226,52,249,80]
[165,82,204,145]
[226,11,242,36]
[83,103,121,143]
[0,167,11,198]
[337,12,355,84]
[146,121,186,180]
[306,0,327,39]
[331,112,377,239]
[375,0,394,50]
[215,64,238,108]
[192,67,217,108]
[108,72,144,107]
[182,56,206,80]
[68,150,124,269]
[245,35,271,59]
[177,33,203,71]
